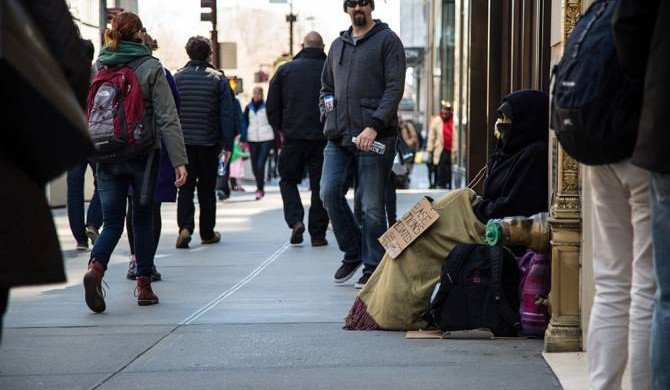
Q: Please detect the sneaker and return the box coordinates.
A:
[355,273,371,289]
[334,262,362,284]
[135,276,159,306]
[76,242,89,251]
[311,237,328,247]
[83,260,106,313]
[86,226,99,246]
[126,257,137,280]
[254,190,264,200]
[290,222,305,244]
[202,231,221,245]
[150,265,162,282]
[176,229,192,249]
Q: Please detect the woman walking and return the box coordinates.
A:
[243,87,275,200]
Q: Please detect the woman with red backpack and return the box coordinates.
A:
[83,12,188,313]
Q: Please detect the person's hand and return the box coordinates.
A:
[174,165,187,187]
[223,150,231,162]
[355,127,378,151]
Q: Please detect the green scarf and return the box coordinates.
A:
[99,41,151,66]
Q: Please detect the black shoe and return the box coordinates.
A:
[311,237,328,247]
[334,262,361,284]
[290,222,305,244]
[355,273,371,289]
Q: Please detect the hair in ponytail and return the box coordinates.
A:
[104,11,143,51]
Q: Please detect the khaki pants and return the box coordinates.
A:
[586,161,655,390]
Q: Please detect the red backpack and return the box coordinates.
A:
[86,56,155,162]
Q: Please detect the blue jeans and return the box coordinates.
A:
[651,173,670,389]
[92,153,158,277]
[320,137,396,274]
[249,140,275,191]
[66,162,102,244]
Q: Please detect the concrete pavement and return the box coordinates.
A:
[0,178,561,390]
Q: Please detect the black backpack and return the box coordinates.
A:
[426,244,521,337]
[550,0,642,165]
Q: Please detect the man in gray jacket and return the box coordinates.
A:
[320,0,405,288]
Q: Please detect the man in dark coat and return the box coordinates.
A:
[1,0,94,342]
[267,31,329,247]
[614,2,670,388]
[473,90,549,223]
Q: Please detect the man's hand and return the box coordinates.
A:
[355,127,378,151]
[220,150,232,162]
[174,165,188,187]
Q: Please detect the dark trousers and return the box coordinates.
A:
[249,140,275,192]
[66,162,102,244]
[92,153,158,277]
[436,150,452,189]
[278,140,329,238]
[127,200,162,255]
[177,145,219,240]
[426,163,436,188]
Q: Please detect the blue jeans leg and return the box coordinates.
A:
[86,165,103,229]
[320,141,361,263]
[356,137,396,274]
[651,173,670,390]
[91,165,129,268]
[67,163,87,244]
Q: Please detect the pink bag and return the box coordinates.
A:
[518,250,551,337]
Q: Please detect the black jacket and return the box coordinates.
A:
[174,60,235,151]
[320,20,406,146]
[474,90,549,223]
[614,0,670,173]
[267,48,327,141]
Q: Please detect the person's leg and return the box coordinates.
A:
[320,141,361,264]
[196,146,219,240]
[126,197,135,256]
[66,163,88,246]
[177,146,198,235]
[86,162,103,230]
[248,142,263,191]
[306,141,329,240]
[278,141,307,229]
[0,286,9,344]
[586,162,648,390]
[356,137,396,275]
[385,172,397,227]
[90,164,129,268]
[256,141,275,193]
[129,155,158,278]
[436,150,451,188]
[651,173,670,390]
[426,162,436,189]
[153,202,162,251]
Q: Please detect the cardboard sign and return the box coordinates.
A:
[379,197,440,259]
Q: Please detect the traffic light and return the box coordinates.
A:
[201,0,217,24]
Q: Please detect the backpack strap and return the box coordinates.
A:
[126,55,154,71]
[488,246,522,334]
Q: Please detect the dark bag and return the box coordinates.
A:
[550,0,642,165]
[87,56,155,163]
[426,244,522,337]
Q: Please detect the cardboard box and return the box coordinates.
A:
[379,197,440,259]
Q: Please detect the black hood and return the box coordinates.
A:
[340,20,389,45]
[495,89,549,154]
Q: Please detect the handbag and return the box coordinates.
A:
[1,0,95,185]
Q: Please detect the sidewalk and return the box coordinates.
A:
[0,181,560,389]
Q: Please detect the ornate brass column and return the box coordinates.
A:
[544,0,583,353]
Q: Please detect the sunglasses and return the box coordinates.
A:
[345,0,371,8]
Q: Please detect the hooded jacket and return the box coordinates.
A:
[98,42,188,168]
[320,20,406,146]
[473,90,549,223]
[267,48,327,141]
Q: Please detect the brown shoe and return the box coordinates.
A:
[290,222,305,244]
[311,237,328,247]
[136,276,159,306]
[202,231,221,245]
[176,229,192,249]
[83,260,106,313]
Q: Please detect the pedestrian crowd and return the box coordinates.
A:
[1,0,668,389]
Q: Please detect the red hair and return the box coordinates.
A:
[104,12,143,51]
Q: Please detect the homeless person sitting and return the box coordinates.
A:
[344,89,549,331]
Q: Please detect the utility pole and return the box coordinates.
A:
[286,0,297,56]
[201,0,220,68]
[99,0,107,48]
